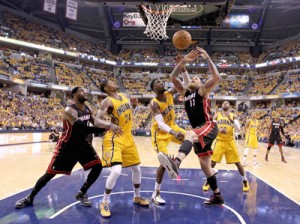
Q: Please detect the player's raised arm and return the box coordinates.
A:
[170,50,200,96]
[196,47,220,94]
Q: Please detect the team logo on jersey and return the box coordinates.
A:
[116,103,131,116]
[161,105,173,116]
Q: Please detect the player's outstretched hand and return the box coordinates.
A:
[183,50,200,63]
[130,97,138,108]
[109,123,123,136]
[196,46,210,60]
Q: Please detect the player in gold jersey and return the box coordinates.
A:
[149,78,186,205]
[97,79,149,218]
[202,101,249,192]
[243,112,260,166]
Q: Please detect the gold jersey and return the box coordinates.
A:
[107,93,132,133]
[151,92,176,132]
[248,119,259,135]
[216,112,234,140]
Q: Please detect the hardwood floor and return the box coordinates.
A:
[1,137,299,204]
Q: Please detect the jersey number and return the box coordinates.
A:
[274,125,279,129]
[189,99,195,107]
[125,113,131,123]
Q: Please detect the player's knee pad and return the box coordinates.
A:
[267,146,271,151]
[178,140,193,155]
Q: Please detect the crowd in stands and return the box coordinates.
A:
[55,63,98,91]
[1,11,300,147]
[0,89,63,130]
[2,11,300,65]
[275,71,300,94]
[248,73,283,96]
[1,49,51,83]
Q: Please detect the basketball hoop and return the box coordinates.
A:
[141,4,178,40]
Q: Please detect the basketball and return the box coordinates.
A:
[172,30,192,50]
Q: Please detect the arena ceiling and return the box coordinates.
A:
[1,0,300,48]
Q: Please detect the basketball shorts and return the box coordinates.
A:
[192,121,218,157]
[47,142,101,175]
[102,131,140,168]
[245,134,259,148]
[151,124,186,154]
[268,133,283,146]
[211,139,240,164]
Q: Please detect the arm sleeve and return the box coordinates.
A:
[154,114,172,133]
[233,119,241,131]
[73,120,106,134]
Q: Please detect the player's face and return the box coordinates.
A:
[222,101,230,111]
[251,113,257,119]
[106,80,119,93]
[75,88,87,102]
[154,79,165,93]
[188,77,201,90]
[274,114,280,120]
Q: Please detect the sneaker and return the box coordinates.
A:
[281,156,287,163]
[100,201,111,218]
[15,196,33,209]
[202,181,210,191]
[76,192,91,207]
[133,197,150,207]
[158,152,179,179]
[152,194,166,205]
[243,180,250,192]
[203,194,224,206]
[265,154,268,161]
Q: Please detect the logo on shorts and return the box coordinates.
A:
[105,151,112,158]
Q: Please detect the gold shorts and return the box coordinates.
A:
[151,124,186,154]
[245,134,259,148]
[102,131,140,168]
[211,139,240,164]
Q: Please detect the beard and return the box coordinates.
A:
[78,96,87,103]
[223,107,229,111]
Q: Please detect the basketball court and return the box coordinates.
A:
[0,137,299,224]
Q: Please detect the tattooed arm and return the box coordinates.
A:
[170,50,200,96]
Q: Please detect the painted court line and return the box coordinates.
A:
[248,170,300,206]
[49,190,246,224]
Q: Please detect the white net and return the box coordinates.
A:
[141,4,177,40]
